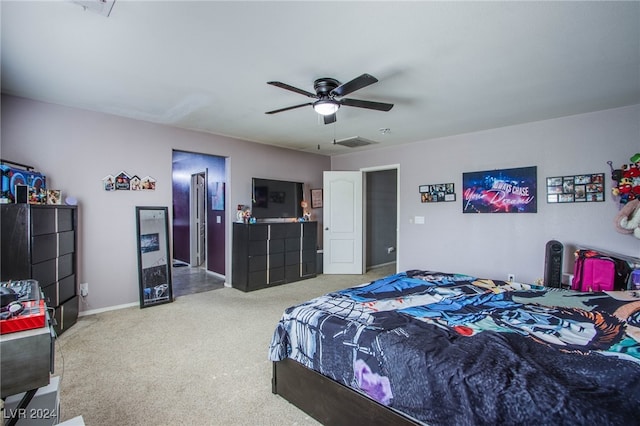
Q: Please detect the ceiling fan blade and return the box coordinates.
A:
[267,81,317,98]
[323,113,337,125]
[331,74,378,97]
[340,98,394,112]
[265,103,313,114]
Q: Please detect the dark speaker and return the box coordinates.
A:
[544,240,564,288]
[15,185,28,203]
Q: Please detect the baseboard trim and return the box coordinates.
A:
[79,302,138,317]
[205,270,225,280]
[368,261,397,271]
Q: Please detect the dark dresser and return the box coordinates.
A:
[232,221,317,292]
[1,204,79,335]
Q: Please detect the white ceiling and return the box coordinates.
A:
[2,1,639,156]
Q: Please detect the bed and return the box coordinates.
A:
[269,270,640,425]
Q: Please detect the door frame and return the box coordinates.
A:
[323,164,400,275]
[171,149,227,281]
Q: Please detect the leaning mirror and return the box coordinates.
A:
[136,206,173,308]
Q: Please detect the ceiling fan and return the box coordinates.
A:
[265,73,394,124]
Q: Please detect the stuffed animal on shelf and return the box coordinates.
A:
[614,198,640,239]
[611,153,640,205]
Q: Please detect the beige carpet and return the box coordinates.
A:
[54,265,396,425]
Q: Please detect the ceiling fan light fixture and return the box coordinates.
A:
[266,74,393,124]
[313,100,339,116]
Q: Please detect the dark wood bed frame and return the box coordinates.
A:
[272,358,421,426]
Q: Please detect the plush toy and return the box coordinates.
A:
[615,198,640,239]
[612,153,640,205]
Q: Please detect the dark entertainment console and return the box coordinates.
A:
[232,221,317,292]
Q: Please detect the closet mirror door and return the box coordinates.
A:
[136,206,173,308]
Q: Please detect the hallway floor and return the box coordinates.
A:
[172,261,225,298]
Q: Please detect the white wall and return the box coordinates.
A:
[1,95,330,312]
[333,105,640,283]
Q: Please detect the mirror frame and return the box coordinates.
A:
[135,206,173,308]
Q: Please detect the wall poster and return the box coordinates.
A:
[462,166,537,213]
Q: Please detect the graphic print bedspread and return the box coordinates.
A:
[269,270,640,425]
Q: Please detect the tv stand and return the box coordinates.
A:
[232,221,317,291]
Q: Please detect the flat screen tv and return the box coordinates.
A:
[252,178,304,219]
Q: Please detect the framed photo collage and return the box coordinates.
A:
[546,173,604,203]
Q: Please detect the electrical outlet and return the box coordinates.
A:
[80,282,88,297]
[507,274,515,282]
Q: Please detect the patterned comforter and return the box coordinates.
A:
[269,270,640,425]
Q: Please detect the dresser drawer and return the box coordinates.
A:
[302,249,316,263]
[269,224,288,239]
[268,239,285,254]
[248,240,267,256]
[32,258,56,287]
[269,267,285,284]
[52,295,79,335]
[285,250,301,266]
[32,233,58,263]
[57,253,73,280]
[31,208,56,236]
[285,237,301,251]
[59,274,76,303]
[248,270,267,288]
[302,261,316,277]
[42,282,59,307]
[248,255,266,272]
[269,252,284,268]
[58,231,75,256]
[285,264,300,281]
[248,225,268,241]
[56,208,74,232]
[285,224,301,238]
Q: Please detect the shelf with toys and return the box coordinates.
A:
[610,152,640,240]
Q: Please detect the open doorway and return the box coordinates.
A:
[171,150,226,297]
[365,167,398,272]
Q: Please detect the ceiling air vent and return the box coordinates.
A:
[71,0,116,17]
[333,136,378,148]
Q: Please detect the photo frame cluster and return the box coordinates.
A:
[103,171,156,191]
[419,183,455,203]
[546,173,604,203]
[416,167,606,211]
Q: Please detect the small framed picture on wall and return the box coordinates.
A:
[419,183,455,203]
[311,188,323,208]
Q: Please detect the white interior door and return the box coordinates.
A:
[323,171,363,274]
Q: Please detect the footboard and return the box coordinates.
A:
[272,358,420,426]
